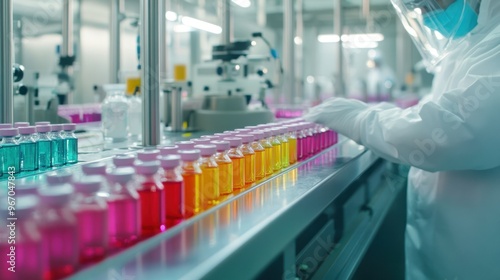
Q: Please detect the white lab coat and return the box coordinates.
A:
[304,1,500,278]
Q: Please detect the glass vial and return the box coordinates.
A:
[178,150,202,217]
[195,144,220,207]
[0,128,20,174]
[158,155,185,226]
[49,125,66,167]
[235,134,256,185]
[210,140,233,195]
[18,126,39,171]
[36,125,52,169]
[223,137,245,189]
[249,131,266,180]
[62,124,78,164]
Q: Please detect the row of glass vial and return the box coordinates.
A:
[0,122,78,177]
[0,154,185,280]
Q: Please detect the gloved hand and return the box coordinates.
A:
[303,97,370,143]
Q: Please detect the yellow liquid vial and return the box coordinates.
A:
[289,137,297,164]
[244,153,256,184]
[281,140,290,168]
[200,165,220,207]
[264,145,273,176]
[217,160,233,195]
[254,150,265,180]
[182,172,201,217]
[272,141,282,172]
[230,156,245,189]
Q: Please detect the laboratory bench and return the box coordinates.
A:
[3,130,408,280]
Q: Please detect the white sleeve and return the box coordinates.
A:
[355,76,500,172]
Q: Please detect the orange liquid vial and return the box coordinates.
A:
[211,140,233,194]
[224,137,246,189]
[178,150,202,217]
[236,134,256,184]
[200,165,219,206]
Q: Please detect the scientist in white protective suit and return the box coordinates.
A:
[304,0,500,279]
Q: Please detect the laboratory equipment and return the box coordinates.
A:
[101,91,129,142]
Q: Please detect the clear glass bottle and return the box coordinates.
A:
[36,125,52,169]
[223,137,245,189]
[178,150,202,217]
[106,167,141,249]
[0,195,43,280]
[62,123,78,164]
[158,155,185,226]
[132,161,165,237]
[0,128,20,174]
[49,124,66,167]
[101,91,129,142]
[249,131,266,180]
[37,184,79,280]
[211,140,233,195]
[18,126,39,172]
[72,176,108,263]
[235,134,256,184]
[194,144,220,207]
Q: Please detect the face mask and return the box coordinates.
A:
[423,1,478,39]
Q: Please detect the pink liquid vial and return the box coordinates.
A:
[159,155,185,227]
[72,176,108,263]
[133,161,166,237]
[1,195,44,280]
[106,167,141,249]
[37,184,79,280]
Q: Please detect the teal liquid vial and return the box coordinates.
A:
[18,126,39,171]
[36,125,53,169]
[0,128,21,174]
[50,125,66,166]
[62,124,78,164]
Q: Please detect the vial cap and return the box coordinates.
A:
[0,128,18,137]
[175,141,196,149]
[45,171,73,185]
[38,184,74,205]
[137,149,160,162]
[249,130,264,141]
[82,162,107,175]
[223,137,242,148]
[223,131,240,135]
[158,145,179,156]
[0,123,12,129]
[244,125,259,130]
[107,167,134,183]
[1,195,38,217]
[18,126,37,135]
[35,121,50,126]
[50,124,63,132]
[73,176,103,193]
[210,140,230,152]
[259,129,271,138]
[200,135,219,140]
[235,128,252,133]
[14,122,29,128]
[63,123,76,131]
[113,154,136,167]
[194,144,217,156]
[15,180,42,196]
[36,125,51,133]
[178,149,201,161]
[235,134,254,144]
[134,160,160,175]
[158,155,181,169]
[270,128,281,136]
[192,138,212,144]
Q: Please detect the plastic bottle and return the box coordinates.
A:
[0,128,20,174]
[49,124,66,167]
[249,131,266,180]
[175,141,196,150]
[45,171,73,185]
[62,123,78,164]
[178,150,202,217]
[136,149,160,162]
[257,129,274,176]
[267,128,282,172]
[37,184,79,279]
[113,153,136,167]
[195,145,220,207]
[275,127,290,168]
[128,94,142,137]
[18,126,39,171]
[223,137,245,189]
[158,155,185,225]
[101,91,129,142]
[0,195,43,280]
[158,145,179,156]
[133,161,165,236]
[286,125,298,164]
[36,125,52,169]
[72,176,108,263]
[235,134,256,184]
[210,140,233,195]
[106,167,141,249]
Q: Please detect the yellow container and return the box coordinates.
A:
[126,77,141,95]
[174,64,187,82]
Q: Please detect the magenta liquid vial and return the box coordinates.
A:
[106,167,141,249]
[1,195,44,280]
[81,162,109,194]
[133,161,166,237]
[37,184,79,280]
[297,124,307,161]
[72,176,108,263]
[158,155,185,227]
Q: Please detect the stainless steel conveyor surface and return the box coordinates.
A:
[68,138,379,280]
